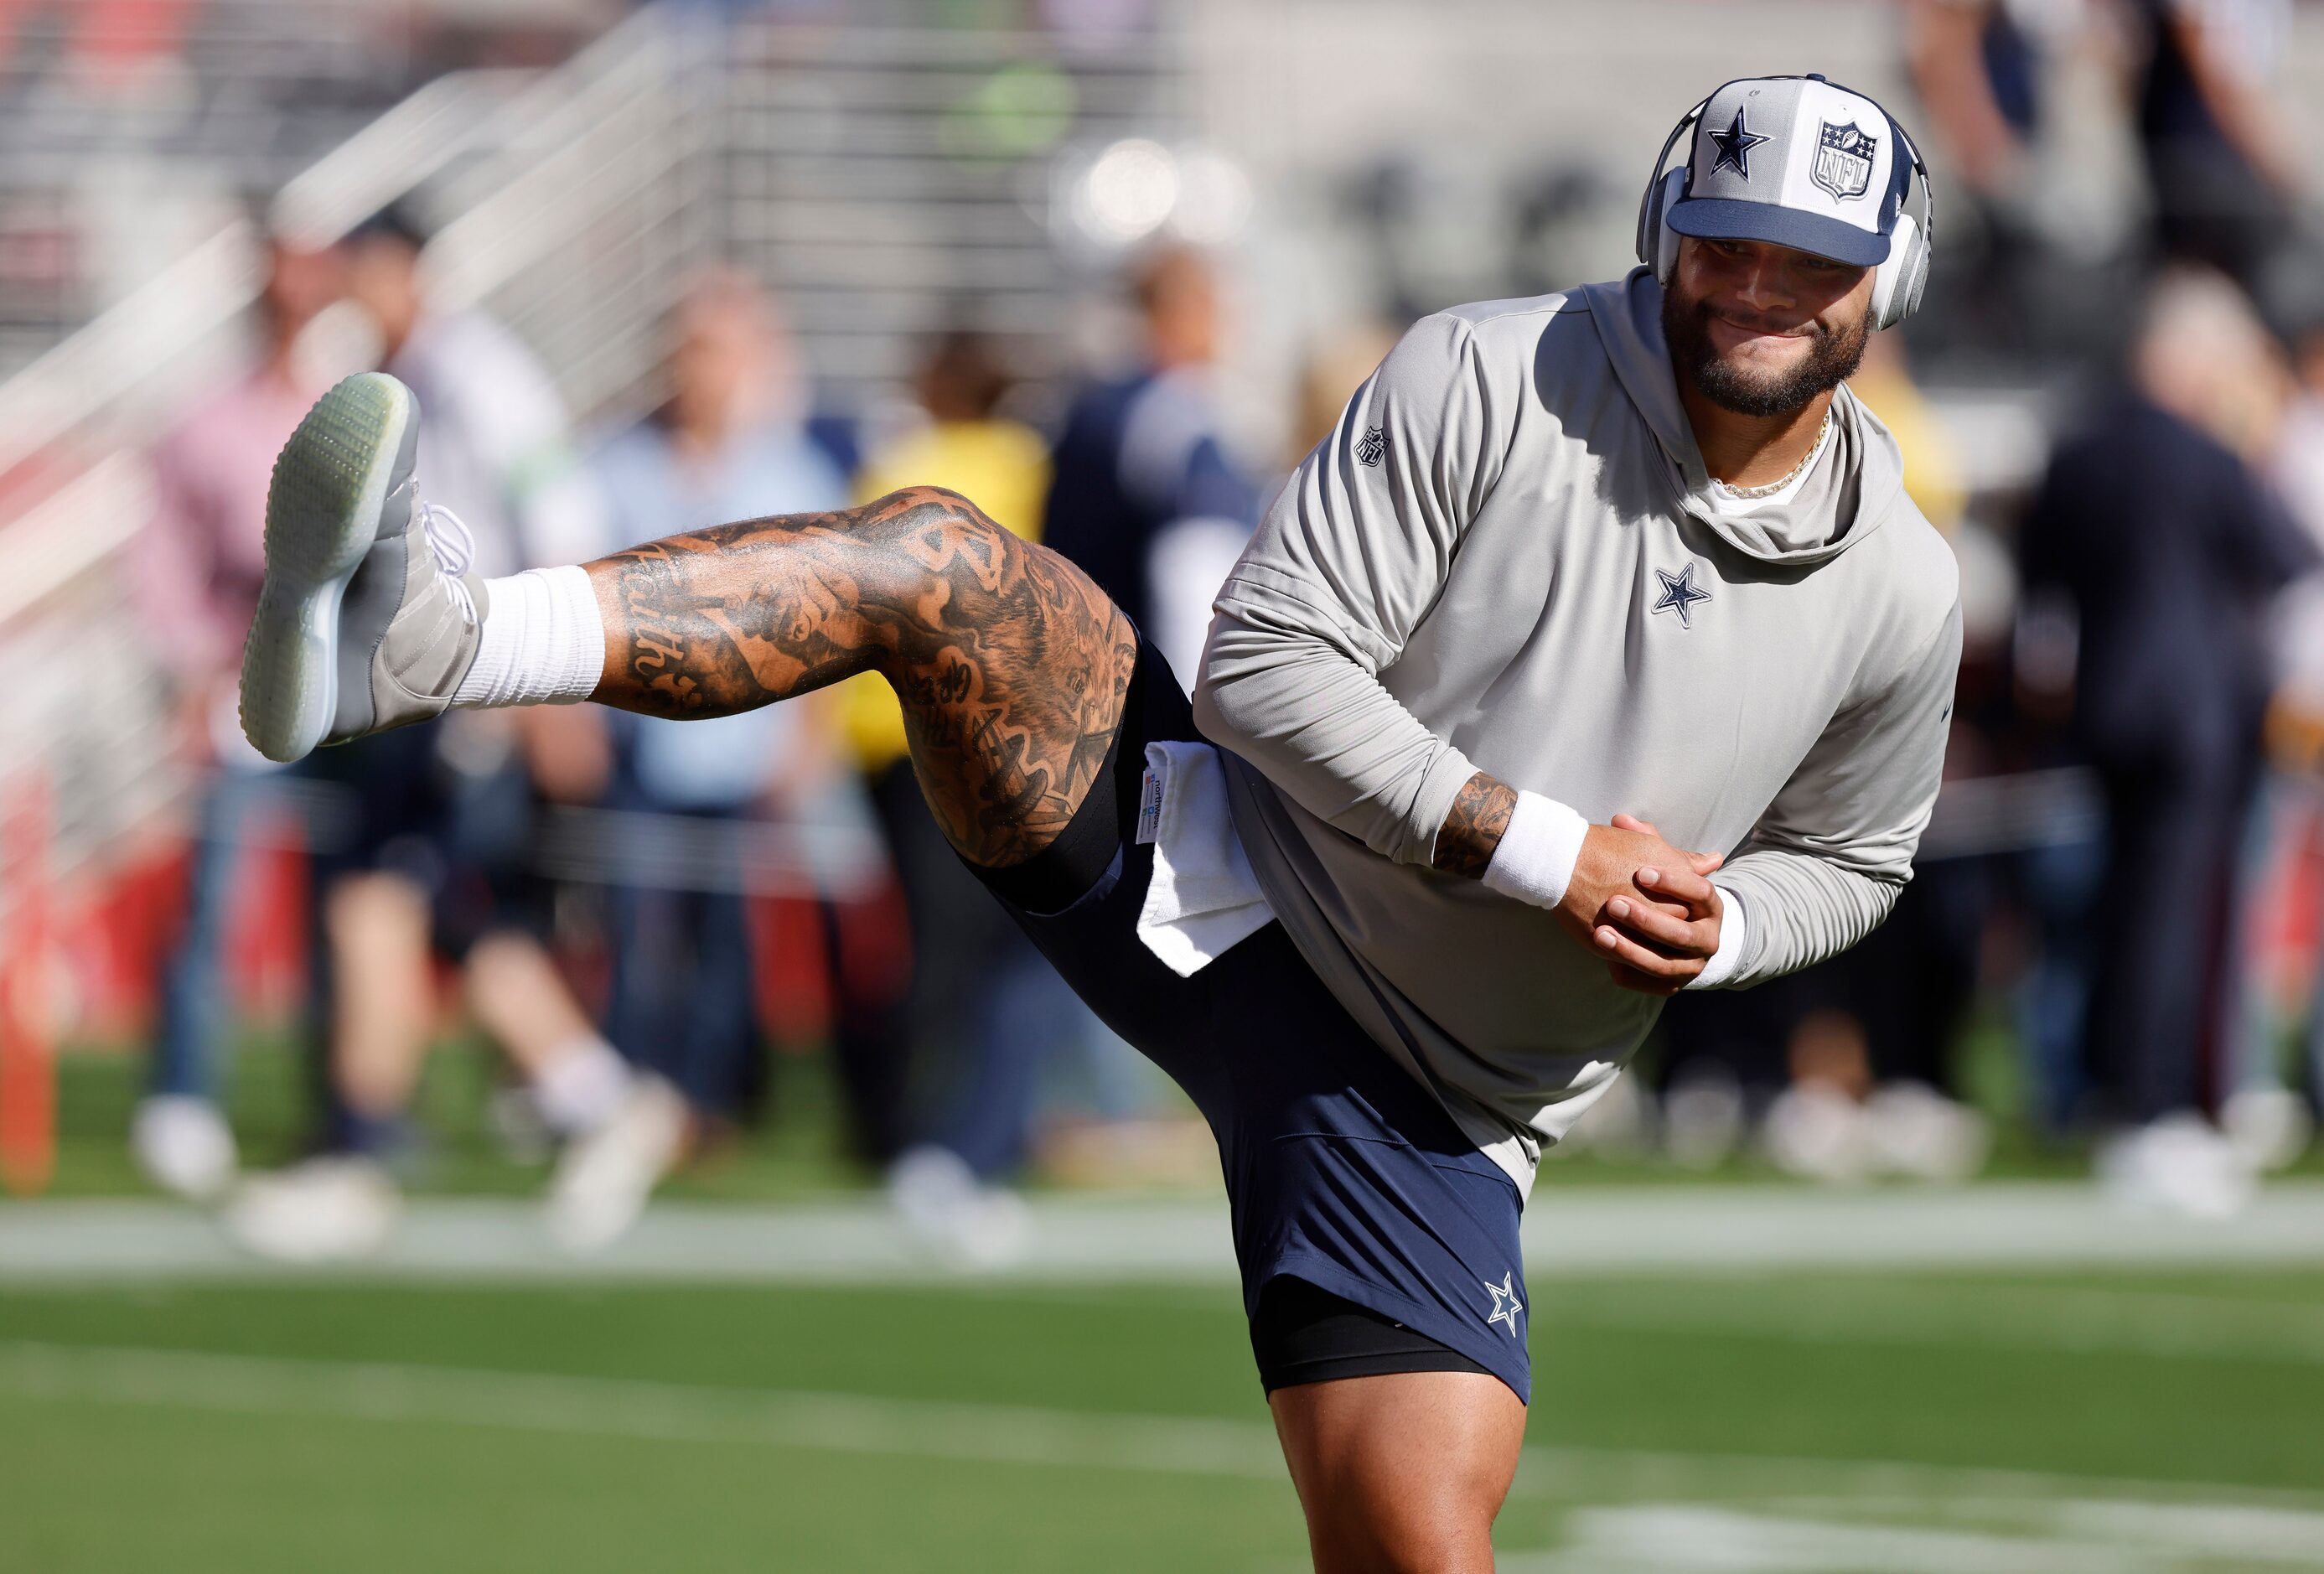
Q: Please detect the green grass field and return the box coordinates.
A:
[3,1266,2321,1571]
[13,1046,2324,1569]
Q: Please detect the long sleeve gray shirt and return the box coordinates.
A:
[1193,270,1961,1190]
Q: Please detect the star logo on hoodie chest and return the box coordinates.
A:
[1651,562,1713,629]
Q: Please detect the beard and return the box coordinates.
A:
[1661,285,1871,417]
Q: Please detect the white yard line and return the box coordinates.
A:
[1510,1504,2156,1573]
[1502,1502,2324,1573]
[1502,1498,2324,1571]
[3,1183,2323,1286]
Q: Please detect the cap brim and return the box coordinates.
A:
[1666,197,1889,267]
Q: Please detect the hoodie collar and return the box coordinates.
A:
[1581,267,1905,567]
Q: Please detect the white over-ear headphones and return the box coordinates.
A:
[1633,79,1935,333]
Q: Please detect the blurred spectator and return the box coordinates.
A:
[1286,322,1400,470]
[2127,0,2316,338]
[2017,266,2313,1216]
[1905,0,2151,371]
[1040,244,1259,685]
[1905,0,2055,357]
[856,329,1049,531]
[581,267,909,1250]
[127,233,343,1203]
[1849,332,1970,533]
[225,206,638,1261]
[341,205,612,577]
[2223,313,2324,1170]
[1907,0,2042,202]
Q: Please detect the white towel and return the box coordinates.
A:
[1134,741,1274,977]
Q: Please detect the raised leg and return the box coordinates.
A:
[582,487,1135,870]
[1271,1372,1526,1573]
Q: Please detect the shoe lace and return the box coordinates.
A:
[418,502,479,624]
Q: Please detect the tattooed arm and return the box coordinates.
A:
[1431,772,1517,878]
[584,487,1136,868]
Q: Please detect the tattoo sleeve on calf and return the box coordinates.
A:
[591,488,1135,868]
[1433,770,1519,879]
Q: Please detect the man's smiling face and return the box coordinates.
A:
[1661,235,1876,417]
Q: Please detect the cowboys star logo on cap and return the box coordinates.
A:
[1813,121,1877,202]
[1705,107,1767,179]
[1668,74,1909,268]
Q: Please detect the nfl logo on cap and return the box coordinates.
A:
[1813,121,1876,202]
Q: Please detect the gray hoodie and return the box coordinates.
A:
[1193,269,1962,1189]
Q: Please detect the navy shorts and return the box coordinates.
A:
[976,645,1531,1402]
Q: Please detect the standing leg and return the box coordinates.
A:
[1271,1374,1526,1574]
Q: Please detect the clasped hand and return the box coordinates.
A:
[1554,813,1723,997]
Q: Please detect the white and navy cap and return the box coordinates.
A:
[1667,75,1913,267]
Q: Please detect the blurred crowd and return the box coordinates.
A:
[129,204,1251,1261]
[85,0,2324,1258]
[1632,0,2324,1217]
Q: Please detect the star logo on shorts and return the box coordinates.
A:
[1651,562,1713,629]
[1483,1271,1524,1336]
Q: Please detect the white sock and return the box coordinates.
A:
[534,1037,633,1136]
[453,565,605,707]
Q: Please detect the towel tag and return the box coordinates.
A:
[1136,766,1163,845]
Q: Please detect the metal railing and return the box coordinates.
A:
[0,6,696,909]
[0,0,410,377]
[714,15,1180,404]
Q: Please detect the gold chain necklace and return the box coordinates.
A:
[1713,406,1831,501]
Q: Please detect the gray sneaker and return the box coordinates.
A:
[238,372,488,764]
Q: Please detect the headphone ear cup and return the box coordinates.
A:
[1894,225,1930,326]
[1871,211,1922,330]
[1649,168,1686,282]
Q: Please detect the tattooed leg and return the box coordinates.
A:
[585,487,1136,870]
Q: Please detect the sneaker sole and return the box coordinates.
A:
[237,373,417,763]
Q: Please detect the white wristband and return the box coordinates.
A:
[1683,882,1747,990]
[1479,790,1591,911]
